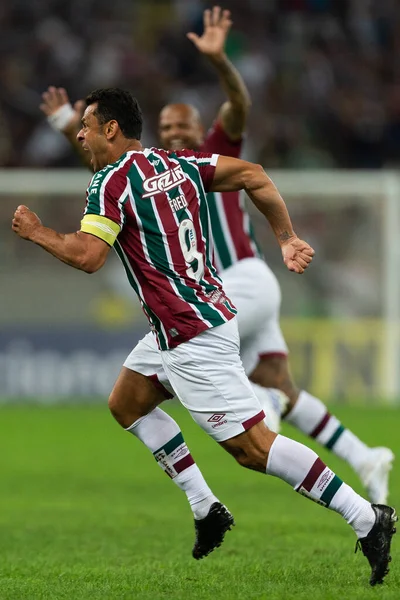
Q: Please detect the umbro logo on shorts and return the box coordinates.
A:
[207,413,228,429]
[208,413,226,423]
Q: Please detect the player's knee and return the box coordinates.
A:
[108,384,157,428]
[221,421,275,472]
[108,388,137,428]
[108,389,126,426]
[234,446,269,472]
[224,435,270,472]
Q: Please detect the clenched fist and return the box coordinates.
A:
[281,237,315,274]
[12,205,42,240]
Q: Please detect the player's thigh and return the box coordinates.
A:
[109,333,175,426]
[123,331,175,399]
[160,318,265,442]
[221,258,280,341]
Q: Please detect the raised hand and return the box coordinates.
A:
[281,237,315,274]
[187,6,232,59]
[40,86,85,132]
[12,205,42,240]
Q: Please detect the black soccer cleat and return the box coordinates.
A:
[192,502,235,560]
[355,504,397,586]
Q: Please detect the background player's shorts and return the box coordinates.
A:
[220,257,288,375]
[124,319,265,442]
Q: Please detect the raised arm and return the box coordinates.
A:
[40,86,92,170]
[187,6,251,140]
[210,156,314,273]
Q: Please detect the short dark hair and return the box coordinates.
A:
[85,88,143,140]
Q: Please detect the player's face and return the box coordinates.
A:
[77,104,108,172]
[158,105,204,151]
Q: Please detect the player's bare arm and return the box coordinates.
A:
[40,86,91,170]
[187,6,250,140]
[12,205,110,273]
[210,156,315,274]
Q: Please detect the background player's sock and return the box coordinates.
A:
[266,434,375,538]
[284,390,369,470]
[126,407,218,519]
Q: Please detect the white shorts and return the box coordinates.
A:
[220,257,288,374]
[124,332,175,399]
[124,319,265,442]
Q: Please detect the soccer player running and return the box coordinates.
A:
[40,6,393,507]
[15,87,396,586]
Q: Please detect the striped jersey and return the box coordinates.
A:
[200,122,262,272]
[81,148,236,350]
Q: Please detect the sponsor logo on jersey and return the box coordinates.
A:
[142,165,186,198]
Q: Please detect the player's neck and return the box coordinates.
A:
[108,139,143,165]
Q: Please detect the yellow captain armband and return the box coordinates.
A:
[81,214,121,247]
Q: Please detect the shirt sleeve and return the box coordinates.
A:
[200,120,243,158]
[80,170,127,246]
[173,150,219,192]
[194,152,220,192]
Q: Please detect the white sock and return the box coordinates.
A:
[127,407,218,519]
[331,429,370,472]
[266,435,375,537]
[285,390,370,469]
[329,483,375,538]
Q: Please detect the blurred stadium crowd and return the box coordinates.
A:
[1,0,400,169]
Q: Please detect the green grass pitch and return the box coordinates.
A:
[0,402,399,599]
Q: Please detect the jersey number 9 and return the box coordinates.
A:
[178,219,205,283]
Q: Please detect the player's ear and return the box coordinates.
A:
[105,119,119,140]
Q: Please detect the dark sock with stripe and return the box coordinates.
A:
[285,391,369,471]
[266,435,375,537]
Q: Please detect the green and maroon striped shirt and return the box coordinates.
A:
[81,148,236,350]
